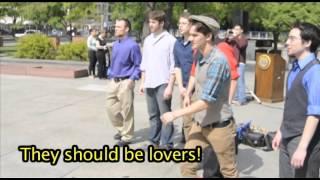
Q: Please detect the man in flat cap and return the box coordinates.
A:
[161,15,239,178]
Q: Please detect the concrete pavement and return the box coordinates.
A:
[1,61,284,178]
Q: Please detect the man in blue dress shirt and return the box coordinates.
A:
[272,22,320,178]
[106,18,142,146]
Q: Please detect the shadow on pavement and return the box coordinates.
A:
[237,148,263,175]
[131,127,149,144]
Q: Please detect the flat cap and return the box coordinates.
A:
[189,15,220,34]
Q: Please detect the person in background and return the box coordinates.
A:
[217,29,240,105]
[231,24,248,105]
[96,29,110,79]
[87,28,98,78]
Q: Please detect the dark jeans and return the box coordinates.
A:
[88,50,97,76]
[280,136,320,178]
[202,146,224,178]
[145,84,174,147]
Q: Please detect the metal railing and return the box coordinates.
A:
[247,31,274,40]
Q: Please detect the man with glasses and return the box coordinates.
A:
[173,11,194,143]
[272,22,320,178]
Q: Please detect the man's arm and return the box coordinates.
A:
[162,99,208,124]
[164,73,176,99]
[291,116,319,168]
[163,38,176,99]
[139,71,145,95]
[175,68,186,96]
[173,42,186,96]
[291,67,320,168]
[129,44,142,80]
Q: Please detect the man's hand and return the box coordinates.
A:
[163,86,173,100]
[161,112,176,125]
[139,83,144,95]
[183,95,191,107]
[291,147,307,169]
[272,130,282,150]
[179,86,187,97]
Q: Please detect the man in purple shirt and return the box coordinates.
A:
[106,18,142,147]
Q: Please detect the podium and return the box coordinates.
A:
[255,53,286,103]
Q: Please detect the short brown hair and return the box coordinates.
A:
[116,18,132,32]
[148,10,166,23]
[180,12,191,19]
[190,20,215,42]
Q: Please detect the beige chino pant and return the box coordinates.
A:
[106,79,134,142]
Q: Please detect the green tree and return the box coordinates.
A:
[20,3,51,31]
[255,2,320,51]
[111,2,185,41]
[0,2,25,36]
[111,2,145,34]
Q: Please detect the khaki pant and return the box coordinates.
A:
[106,79,134,142]
[181,120,239,178]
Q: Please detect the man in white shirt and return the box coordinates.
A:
[139,10,176,149]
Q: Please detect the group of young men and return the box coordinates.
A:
[100,9,320,178]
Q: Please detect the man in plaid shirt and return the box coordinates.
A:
[161,15,238,178]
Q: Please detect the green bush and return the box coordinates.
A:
[56,41,88,61]
[55,44,73,60]
[16,34,56,59]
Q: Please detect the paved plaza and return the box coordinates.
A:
[0,59,284,177]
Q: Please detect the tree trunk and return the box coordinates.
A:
[271,31,281,54]
[273,31,278,51]
[11,17,17,37]
[166,2,174,32]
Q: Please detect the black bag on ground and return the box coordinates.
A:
[263,131,276,151]
[242,131,266,147]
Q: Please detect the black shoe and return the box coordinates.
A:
[113,133,122,140]
[141,143,159,151]
[116,140,131,147]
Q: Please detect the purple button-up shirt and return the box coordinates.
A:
[108,36,142,80]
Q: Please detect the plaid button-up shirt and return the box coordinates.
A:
[197,48,230,103]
